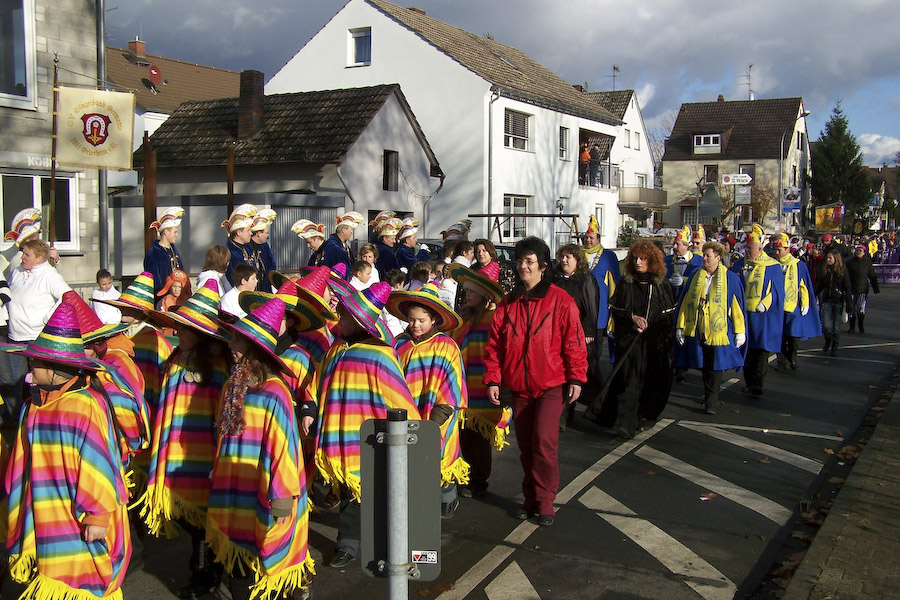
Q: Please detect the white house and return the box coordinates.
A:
[586,89,664,229]
[266,0,622,249]
[118,72,442,275]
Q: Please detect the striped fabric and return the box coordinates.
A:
[394,332,469,485]
[5,383,131,600]
[141,349,229,536]
[97,347,151,464]
[280,343,317,410]
[206,377,313,599]
[292,326,334,367]
[128,325,173,421]
[450,310,512,450]
[315,339,418,501]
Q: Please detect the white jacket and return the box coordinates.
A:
[7,261,71,342]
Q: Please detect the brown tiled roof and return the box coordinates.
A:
[106,45,241,114]
[585,90,633,120]
[366,0,620,125]
[136,84,439,171]
[662,97,805,162]
[865,166,899,199]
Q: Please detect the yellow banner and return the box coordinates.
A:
[815,205,842,233]
[57,87,135,171]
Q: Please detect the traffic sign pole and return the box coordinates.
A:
[386,409,410,600]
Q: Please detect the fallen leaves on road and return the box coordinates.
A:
[435,584,454,591]
[868,384,877,389]
[779,413,792,417]
[872,406,885,412]
[700,493,717,501]
[790,531,813,544]
[824,448,835,455]
[731,409,740,414]
[646,471,656,476]
[833,429,843,436]
[837,445,860,460]
[758,457,772,464]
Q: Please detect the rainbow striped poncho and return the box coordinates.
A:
[206,377,313,600]
[450,309,512,450]
[141,349,229,537]
[281,342,317,409]
[293,326,334,368]
[394,331,469,485]
[315,338,418,501]
[128,323,173,420]
[5,381,131,600]
[98,346,151,465]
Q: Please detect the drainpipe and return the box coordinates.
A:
[335,164,356,210]
[487,86,500,239]
[422,171,444,238]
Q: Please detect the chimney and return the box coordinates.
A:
[128,37,146,58]
[409,7,426,15]
[237,70,265,140]
[717,94,725,102]
[572,84,584,93]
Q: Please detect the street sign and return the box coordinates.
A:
[361,418,442,581]
[722,173,752,185]
[735,185,751,206]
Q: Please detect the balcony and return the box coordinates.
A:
[579,160,619,189]
[618,186,668,210]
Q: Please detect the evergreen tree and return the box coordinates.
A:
[809,102,870,216]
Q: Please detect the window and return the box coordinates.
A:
[348,27,371,66]
[739,164,756,181]
[502,194,527,239]
[704,164,718,185]
[504,109,531,151]
[382,150,398,191]
[594,205,604,236]
[693,134,721,154]
[636,174,647,188]
[0,0,37,109]
[624,129,631,148]
[634,132,640,151]
[558,127,569,160]
[792,165,798,187]
[0,172,78,251]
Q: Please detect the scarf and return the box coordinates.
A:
[583,243,603,268]
[219,360,252,438]
[678,267,730,346]
[778,254,800,312]
[743,254,779,312]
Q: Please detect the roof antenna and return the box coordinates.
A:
[606,65,620,91]
[740,64,755,100]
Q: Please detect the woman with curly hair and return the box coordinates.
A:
[589,240,676,437]
[551,243,600,430]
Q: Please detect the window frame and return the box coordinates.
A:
[0,170,79,252]
[504,109,531,152]
[502,194,528,240]
[624,128,631,148]
[0,0,38,110]
[382,149,399,192]
[347,27,372,67]
[703,164,719,185]
[558,126,569,160]
[634,131,640,151]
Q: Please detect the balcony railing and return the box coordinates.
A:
[618,186,668,209]
[579,160,618,189]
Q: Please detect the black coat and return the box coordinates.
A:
[551,268,600,338]
[816,264,853,309]
[845,255,880,295]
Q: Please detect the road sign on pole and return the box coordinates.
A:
[722,173,752,185]
[735,185,751,206]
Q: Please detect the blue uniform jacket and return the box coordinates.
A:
[738,259,785,352]
[321,234,351,278]
[143,240,183,297]
[588,249,620,331]
[374,240,400,280]
[783,260,822,339]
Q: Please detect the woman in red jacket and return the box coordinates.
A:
[484,237,587,527]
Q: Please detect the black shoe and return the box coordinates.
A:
[830,347,838,357]
[537,514,554,527]
[751,387,763,397]
[742,386,752,394]
[177,577,217,600]
[458,486,473,498]
[441,499,459,519]
[514,507,532,520]
[328,551,356,569]
[615,426,634,439]
[789,360,797,370]
[704,402,716,415]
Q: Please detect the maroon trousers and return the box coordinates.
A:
[511,385,566,516]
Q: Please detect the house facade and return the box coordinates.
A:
[117,74,441,275]
[266,0,622,249]
[587,89,664,229]
[661,96,811,234]
[0,0,102,285]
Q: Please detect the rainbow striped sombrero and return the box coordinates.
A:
[62,290,129,343]
[148,279,225,340]
[238,280,330,333]
[0,303,106,371]
[386,283,461,332]
[93,272,157,313]
[222,297,292,376]
[330,280,394,346]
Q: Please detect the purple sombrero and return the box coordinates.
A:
[222,297,292,376]
[0,303,106,371]
[148,279,225,340]
[330,280,394,346]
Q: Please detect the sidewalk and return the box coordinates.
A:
[783,384,900,600]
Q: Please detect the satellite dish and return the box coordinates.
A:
[148,65,162,87]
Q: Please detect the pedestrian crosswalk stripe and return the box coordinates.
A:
[678,420,843,441]
[581,487,737,600]
[635,446,794,524]
[484,561,541,600]
[436,546,516,600]
[678,422,824,473]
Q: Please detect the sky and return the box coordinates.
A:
[106,0,900,167]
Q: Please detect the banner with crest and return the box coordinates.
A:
[56,87,135,171]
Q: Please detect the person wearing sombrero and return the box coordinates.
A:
[249,208,277,292]
[223,204,259,288]
[387,283,468,519]
[205,297,314,600]
[373,216,402,280]
[315,280,418,568]
[93,272,173,427]
[271,267,339,368]
[62,290,150,466]
[2,302,132,600]
[141,279,230,599]
[321,211,364,278]
[144,206,186,297]
[448,261,511,500]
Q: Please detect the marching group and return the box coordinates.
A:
[0,202,882,600]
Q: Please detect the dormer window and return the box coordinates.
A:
[693,134,721,154]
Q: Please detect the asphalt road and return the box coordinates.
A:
[3,285,896,600]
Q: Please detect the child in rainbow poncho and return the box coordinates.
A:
[387,283,468,519]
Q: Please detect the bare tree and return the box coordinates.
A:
[647,108,678,172]
[751,180,777,224]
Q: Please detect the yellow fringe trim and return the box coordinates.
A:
[138,483,207,538]
[462,414,510,451]
[441,457,470,487]
[16,571,122,600]
[314,454,361,502]
[126,466,148,503]
[205,518,316,600]
[8,552,37,584]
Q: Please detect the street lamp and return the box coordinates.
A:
[778,110,811,230]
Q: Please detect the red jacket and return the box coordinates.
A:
[484,279,588,397]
